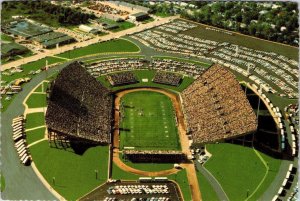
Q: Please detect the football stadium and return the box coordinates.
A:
[1,3,299,201]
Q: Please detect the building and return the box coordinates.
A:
[103,24,119,30]
[1,42,29,59]
[79,24,100,34]
[31,32,75,49]
[129,12,149,22]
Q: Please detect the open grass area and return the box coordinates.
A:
[1,174,5,192]
[197,171,219,201]
[181,19,298,60]
[26,93,46,108]
[120,154,174,172]
[26,127,45,145]
[97,70,195,92]
[30,141,109,200]
[25,112,45,129]
[2,56,65,84]
[56,39,139,59]
[112,162,140,180]
[168,170,192,201]
[119,90,180,151]
[204,143,281,201]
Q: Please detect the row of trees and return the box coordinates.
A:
[181,2,298,46]
[2,1,96,26]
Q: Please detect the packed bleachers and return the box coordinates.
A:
[182,64,257,144]
[123,150,186,162]
[85,58,147,77]
[12,115,31,165]
[152,71,182,86]
[107,71,138,86]
[46,62,113,143]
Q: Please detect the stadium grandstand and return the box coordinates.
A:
[153,71,182,86]
[123,150,186,163]
[106,71,138,86]
[182,64,257,144]
[45,62,113,144]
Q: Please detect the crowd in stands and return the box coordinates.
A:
[151,59,206,78]
[85,58,147,77]
[124,150,185,162]
[12,115,30,165]
[132,19,298,98]
[107,71,138,86]
[182,65,257,143]
[46,62,113,143]
[153,71,182,86]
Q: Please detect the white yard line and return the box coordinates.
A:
[25,125,46,132]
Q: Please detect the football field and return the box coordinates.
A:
[119,90,181,151]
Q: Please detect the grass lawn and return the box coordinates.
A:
[204,143,280,201]
[30,141,109,200]
[26,93,46,108]
[155,12,173,18]
[1,174,5,192]
[197,171,219,201]
[112,162,140,180]
[2,56,65,84]
[111,21,136,32]
[34,83,43,93]
[25,112,45,129]
[168,169,192,201]
[120,154,174,172]
[26,127,45,144]
[119,90,180,150]
[56,39,139,59]
[181,19,299,60]
[98,70,195,92]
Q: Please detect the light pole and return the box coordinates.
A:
[52,177,55,186]
[95,170,98,179]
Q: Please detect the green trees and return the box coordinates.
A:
[180,1,298,46]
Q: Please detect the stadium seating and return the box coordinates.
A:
[46,62,113,143]
[153,71,182,86]
[106,71,138,86]
[182,65,257,143]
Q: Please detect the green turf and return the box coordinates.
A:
[197,171,219,201]
[120,90,180,150]
[112,162,140,180]
[246,151,282,201]
[1,174,5,192]
[34,83,43,92]
[168,169,192,201]
[26,127,45,144]
[26,93,46,108]
[56,39,139,59]
[180,19,298,60]
[111,21,136,32]
[25,112,45,129]
[120,154,174,172]
[30,141,109,200]
[97,70,195,92]
[204,143,274,201]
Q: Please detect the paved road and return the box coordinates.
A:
[2,16,179,71]
[1,62,70,200]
